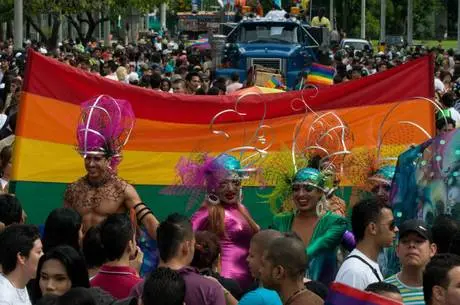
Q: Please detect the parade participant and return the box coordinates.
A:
[63,95,159,239]
[368,165,396,200]
[311,7,332,31]
[264,112,349,286]
[268,167,348,286]
[175,153,260,291]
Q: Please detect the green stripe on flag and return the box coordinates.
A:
[11,181,354,228]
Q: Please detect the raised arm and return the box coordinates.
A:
[124,183,159,240]
[306,213,348,258]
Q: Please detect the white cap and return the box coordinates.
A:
[127,72,139,82]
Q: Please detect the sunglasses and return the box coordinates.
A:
[379,220,396,231]
[292,184,317,193]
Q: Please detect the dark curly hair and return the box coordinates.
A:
[190,230,221,270]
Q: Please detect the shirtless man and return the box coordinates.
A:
[63,155,159,239]
[63,95,159,239]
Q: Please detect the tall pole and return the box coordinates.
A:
[310,0,313,22]
[330,0,334,29]
[380,0,386,43]
[104,9,111,46]
[361,0,366,39]
[457,0,460,52]
[160,2,167,31]
[58,13,63,44]
[98,12,102,42]
[458,0,460,51]
[14,0,23,49]
[407,0,413,45]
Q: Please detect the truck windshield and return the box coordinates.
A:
[239,23,298,43]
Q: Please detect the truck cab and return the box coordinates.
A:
[215,11,323,90]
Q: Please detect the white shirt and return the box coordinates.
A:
[435,78,445,92]
[447,107,460,127]
[104,74,118,81]
[226,82,243,94]
[335,248,383,290]
[0,273,32,305]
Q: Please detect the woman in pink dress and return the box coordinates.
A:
[176,153,259,291]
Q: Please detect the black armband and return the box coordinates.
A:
[138,210,154,223]
[134,202,153,223]
[133,202,145,210]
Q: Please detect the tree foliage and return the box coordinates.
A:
[19,0,167,49]
[316,0,443,39]
[0,0,13,22]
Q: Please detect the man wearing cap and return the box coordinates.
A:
[385,219,437,305]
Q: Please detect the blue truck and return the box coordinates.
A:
[215,11,328,90]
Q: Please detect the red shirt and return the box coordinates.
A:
[90,265,142,299]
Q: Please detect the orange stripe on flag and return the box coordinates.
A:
[18,92,434,153]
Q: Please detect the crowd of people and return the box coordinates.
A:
[0,20,460,305]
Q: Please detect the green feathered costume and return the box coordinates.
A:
[263,164,348,286]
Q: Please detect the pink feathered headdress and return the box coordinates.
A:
[76,95,135,171]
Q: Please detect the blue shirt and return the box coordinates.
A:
[238,287,282,305]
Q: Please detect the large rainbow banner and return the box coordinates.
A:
[13,51,434,226]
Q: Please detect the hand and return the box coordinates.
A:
[129,246,144,274]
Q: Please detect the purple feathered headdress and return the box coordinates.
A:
[76,95,135,171]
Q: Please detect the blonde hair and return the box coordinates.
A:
[116,66,128,82]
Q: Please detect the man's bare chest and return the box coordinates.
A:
[67,182,126,214]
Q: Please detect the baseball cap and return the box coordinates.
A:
[399,219,432,241]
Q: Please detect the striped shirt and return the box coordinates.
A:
[385,273,425,305]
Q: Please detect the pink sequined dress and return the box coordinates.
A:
[191,204,255,291]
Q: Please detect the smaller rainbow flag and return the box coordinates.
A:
[306,63,335,86]
[326,283,402,305]
[265,75,286,90]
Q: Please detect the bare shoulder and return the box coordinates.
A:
[63,177,86,207]
[123,180,142,209]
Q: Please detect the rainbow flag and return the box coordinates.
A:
[306,63,335,86]
[326,283,403,305]
[13,51,434,225]
[264,75,286,90]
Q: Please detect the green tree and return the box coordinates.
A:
[333,0,442,39]
[23,0,167,50]
[0,0,13,39]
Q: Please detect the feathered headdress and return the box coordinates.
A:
[262,87,353,213]
[343,97,439,190]
[76,95,135,171]
[163,92,272,208]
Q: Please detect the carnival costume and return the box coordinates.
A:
[263,110,350,286]
[64,95,158,274]
[343,97,439,277]
[168,95,270,291]
[65,95,136,211]
[175,154,256,290]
